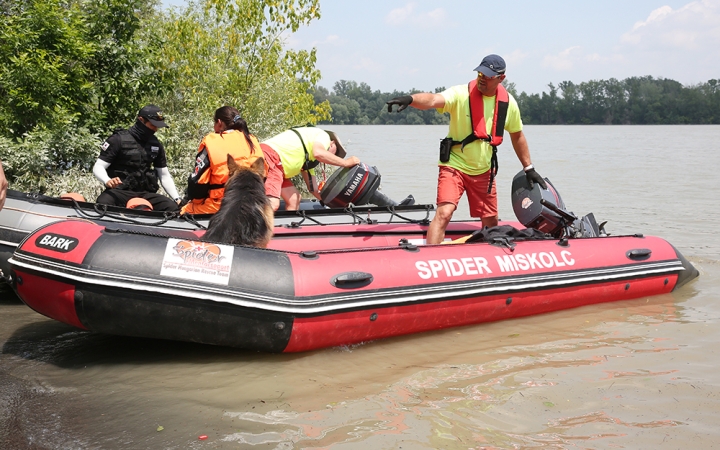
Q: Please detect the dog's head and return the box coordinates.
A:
[227,154,265,180]
[203,154,273,248]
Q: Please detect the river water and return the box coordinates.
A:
[1,125,719,449]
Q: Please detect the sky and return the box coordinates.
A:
[162,0,720,95]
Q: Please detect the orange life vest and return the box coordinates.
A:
[181,131,263,215]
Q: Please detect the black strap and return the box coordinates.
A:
[488,146,498,194]
[494,101,509,139]
[289,128,320,170]
[289,128,319,192]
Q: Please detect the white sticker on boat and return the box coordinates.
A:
[160,239,234,285]
[35,233,79,253]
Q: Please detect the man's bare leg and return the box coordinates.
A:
[281,185,302,210]
[427,203,456,244]
[481,215,498,228]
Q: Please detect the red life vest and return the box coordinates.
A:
[465,80,509,147]
[447,81,510,194]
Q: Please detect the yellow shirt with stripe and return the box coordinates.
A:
[438,84,523,176]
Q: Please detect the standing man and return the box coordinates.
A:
[261,127,360,211]
[93,105,181,212]
[386,54,546,244]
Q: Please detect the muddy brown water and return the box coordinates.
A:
[1,125,718,449]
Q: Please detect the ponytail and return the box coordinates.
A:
[213,106,257,153]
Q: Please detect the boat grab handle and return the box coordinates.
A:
[331,271,374,289]
[626,248,652,260]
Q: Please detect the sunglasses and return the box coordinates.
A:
[477,72,502,80]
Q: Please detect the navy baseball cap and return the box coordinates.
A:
[474,54,506,77]
[138,104,168,128]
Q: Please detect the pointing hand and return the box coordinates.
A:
[386,95,413,113]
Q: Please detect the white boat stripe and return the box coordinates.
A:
[10,254,685,314]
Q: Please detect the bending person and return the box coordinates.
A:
[181,106,264,215]
[93,105,181,212]
[261,127,360,211]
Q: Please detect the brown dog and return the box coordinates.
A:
[203,155,273,248]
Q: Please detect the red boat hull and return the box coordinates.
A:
[9,219,697,352]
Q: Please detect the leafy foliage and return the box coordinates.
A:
[151,0,330,196]
[2,0,717,202]
[0,0,95,137]
[0,0,328,198]
[0,127,100,195]
[0,0,173,194]
[83,0,171,130]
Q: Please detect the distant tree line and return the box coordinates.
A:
[313,77,720,125]
[313,81,449,125]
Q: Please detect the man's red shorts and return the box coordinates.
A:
[261,144,293,198]
[436,165,498,218]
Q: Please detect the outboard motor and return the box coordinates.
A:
[511,170,604,238]
[320,163,415,208]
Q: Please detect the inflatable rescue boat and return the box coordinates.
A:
[0,163,415,281]
[7,171,698,352]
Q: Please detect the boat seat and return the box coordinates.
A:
[126,197,153,211]
[60,193,86,202]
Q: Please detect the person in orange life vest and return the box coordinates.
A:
[181,106,266,215]
[261,127,361,211]
[386,54,547,244]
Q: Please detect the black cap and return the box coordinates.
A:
[138,105,168,128]
[474,54,506,77]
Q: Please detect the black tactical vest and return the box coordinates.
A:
[106,129,160,193]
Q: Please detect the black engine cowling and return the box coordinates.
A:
[320,163,414,208]
[511,170,575,238]
[511,170,604,238]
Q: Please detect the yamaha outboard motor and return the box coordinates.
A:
[320,163,415,208]
[511,170,604,238]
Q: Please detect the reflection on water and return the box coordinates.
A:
[215,296,695,449]
[1,125,720,448]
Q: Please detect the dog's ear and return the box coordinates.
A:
[250,157,265,177]
[227,154,240,174]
